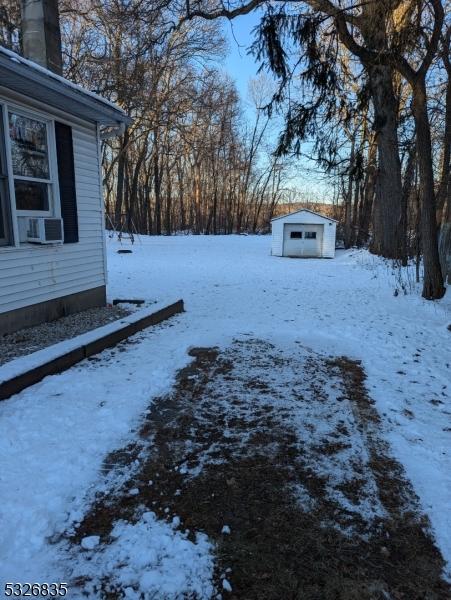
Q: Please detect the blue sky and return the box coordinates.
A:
[219,12,334,202]
[222,12,264,101]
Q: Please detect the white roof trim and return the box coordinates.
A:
[0,46,131,125]
[271,208,338,223]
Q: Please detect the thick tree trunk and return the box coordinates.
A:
[436,76,451,222]
[368,64,404,258]
[438,44,451,283]
[439,168,451,283]
[437,29,451,225]
[412,82,445,299]
[439,222,451,284]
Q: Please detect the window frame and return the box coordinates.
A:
[5,105,57,217]
[0,100,61,247]
[0,107,11,246]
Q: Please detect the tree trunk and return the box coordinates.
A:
[343,138,354,248]
[412,81,445,299]
[437,28,451,225]
[356,141,376,247]
[436,77,451,223]
[114,130,129,229]
[439,222,451,285]
[368,64,404,258]
[401,143,416,265]
[438,36,451,283]
[439,163,451,283]
[153,132,162,235]
[165,160,172,235]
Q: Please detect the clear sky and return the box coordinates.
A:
[222,12,265,103]
[218,12,334,202]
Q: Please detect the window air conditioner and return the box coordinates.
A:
[26,217,64,244]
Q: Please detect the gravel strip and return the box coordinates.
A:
[0,306,131,367]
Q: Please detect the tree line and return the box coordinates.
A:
[179,0,451,299]
[1,1,450,299]
[2,0,294,236]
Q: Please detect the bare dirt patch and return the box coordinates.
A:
[66,340,449,599]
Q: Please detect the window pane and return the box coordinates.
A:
[14,180,49,211]
[305,232,317,239]
[9,112,49,179]
[290,231,303,239]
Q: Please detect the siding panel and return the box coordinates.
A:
[0,103,107,317]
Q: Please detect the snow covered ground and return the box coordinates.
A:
[0,234,450,594]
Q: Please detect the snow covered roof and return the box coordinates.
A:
[0,46,132,127]
[271,208,338,223]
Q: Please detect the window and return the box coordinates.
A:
[290,231,303,239]
[0,101,79,248]
[8,111,51,213]
[305,231,317,239]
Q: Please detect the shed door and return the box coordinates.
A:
[283,223,323,257]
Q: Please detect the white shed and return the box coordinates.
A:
[271,209,337,258]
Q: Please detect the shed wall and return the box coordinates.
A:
[271,210,336,258]
[0,97,106,317]
[321,221,336,258]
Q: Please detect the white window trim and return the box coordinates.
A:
[0,101,61,248]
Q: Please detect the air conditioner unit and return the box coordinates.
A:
[26,217,64,244]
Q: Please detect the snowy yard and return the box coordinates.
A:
[1,235,450,598]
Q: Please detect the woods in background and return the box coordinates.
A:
[1,1,450,299]
[181,0,451,299]
[61,0,292,237]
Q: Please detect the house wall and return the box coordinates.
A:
[271,211,336,258]
[0,91,107,334]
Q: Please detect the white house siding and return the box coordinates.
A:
[0,104,106,316]
[271,210,336,258]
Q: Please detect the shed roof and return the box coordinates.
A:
[271,208,338,223]
[0,46,132,127]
